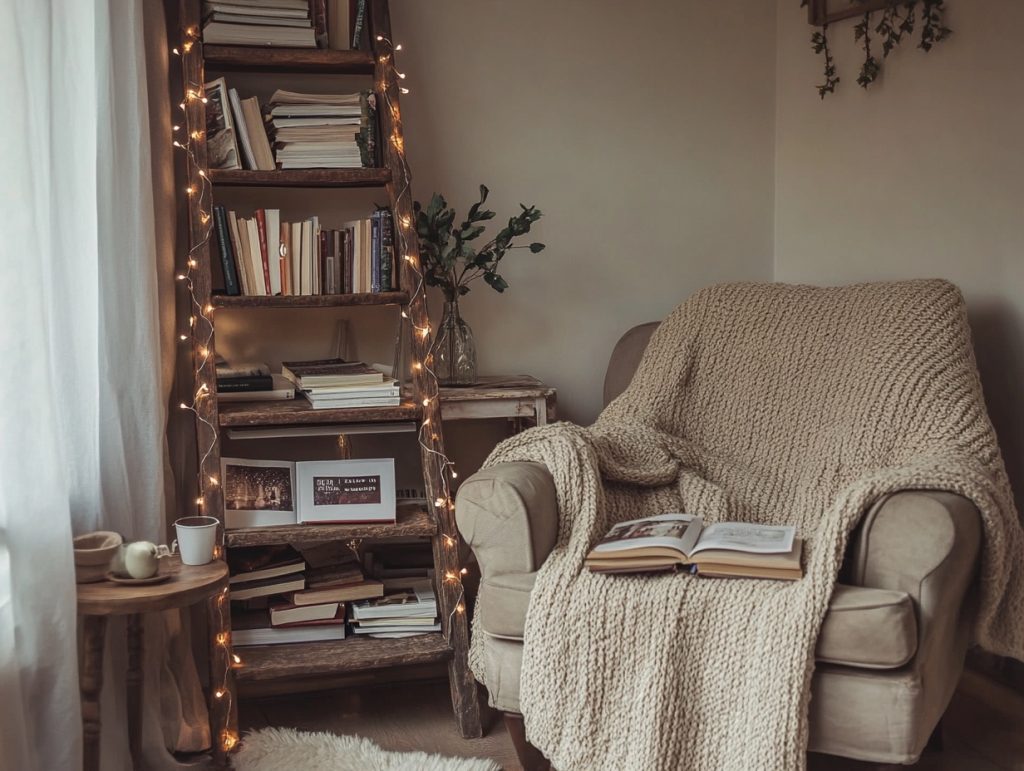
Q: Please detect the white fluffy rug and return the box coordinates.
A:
[233,727,502,771]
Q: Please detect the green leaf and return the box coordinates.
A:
[529,242,545,253]
[483,271,508,292]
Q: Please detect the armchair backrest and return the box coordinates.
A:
[603,322,659,408]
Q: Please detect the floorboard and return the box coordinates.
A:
[236,672,1023,771]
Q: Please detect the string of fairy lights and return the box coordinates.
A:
[172,18,468,756]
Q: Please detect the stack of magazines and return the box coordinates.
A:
[281,359,400,410]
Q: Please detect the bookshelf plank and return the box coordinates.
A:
[218,399,422,427]
[211,291,408,309]
[225,506,435,548]
[203,45,376,74]
[209,168,391,188]
[233,633,451,682]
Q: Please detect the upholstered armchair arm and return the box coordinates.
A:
[846,490,982,663]
[455,462,558,579]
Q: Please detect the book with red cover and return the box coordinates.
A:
[255,208,272,294]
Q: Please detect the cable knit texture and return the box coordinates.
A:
[471,280,1024,771]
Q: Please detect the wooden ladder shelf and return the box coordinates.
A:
[176,1,483,758]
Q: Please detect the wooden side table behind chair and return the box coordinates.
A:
[76,556,237,770]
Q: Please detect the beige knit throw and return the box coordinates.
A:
[473,280,1024,770]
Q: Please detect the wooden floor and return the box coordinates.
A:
[238,669,1024,770]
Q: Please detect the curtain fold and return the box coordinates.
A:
[0,1,207,768]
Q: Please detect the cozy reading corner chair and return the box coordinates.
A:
[456,320,982,769]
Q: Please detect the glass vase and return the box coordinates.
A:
[432,299,477,386]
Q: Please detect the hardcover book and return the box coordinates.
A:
[584,514,803,580]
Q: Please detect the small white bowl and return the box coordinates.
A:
[73,531,123,584]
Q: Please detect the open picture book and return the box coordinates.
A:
[585,513,803,580]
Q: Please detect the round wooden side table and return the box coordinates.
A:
[76,556,237,770]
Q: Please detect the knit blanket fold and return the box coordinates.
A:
[473,280,1024,771]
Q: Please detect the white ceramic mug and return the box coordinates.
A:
[173,516,219,566]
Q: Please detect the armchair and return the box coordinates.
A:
[456,322,982,770]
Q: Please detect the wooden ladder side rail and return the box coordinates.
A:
[369,0,484,739]
[179,0,235,763]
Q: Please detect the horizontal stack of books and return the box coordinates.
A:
[213,207,395,297]
[201,0,368,49]
[216,359,296,403]
[282,359,401,410]
[203,79,377,172]
[229,543,385,646]
[349,586,440,639]
[364,539,434,589]
[267,90,376,170]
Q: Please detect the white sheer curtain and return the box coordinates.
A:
[0,2,205,769]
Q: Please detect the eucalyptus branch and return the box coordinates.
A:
[920,0,952,51]
[811,24,840,98]
[855,12,881,88]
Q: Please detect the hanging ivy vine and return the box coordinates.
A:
[803,0,951,99]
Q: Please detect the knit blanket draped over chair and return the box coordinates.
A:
[471,280,1024,771]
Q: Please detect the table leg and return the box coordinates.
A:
[126,614,143,766]
[80,615,107,771]
[206,588,238,765]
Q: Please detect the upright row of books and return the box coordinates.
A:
[202,0,368,50]
[214,207,395,296]
[228,540,439,646]
[205,81,377,171]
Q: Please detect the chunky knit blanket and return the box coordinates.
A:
[473,280,1024,770]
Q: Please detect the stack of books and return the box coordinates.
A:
[202,0,318,48]
[281,359,401,410]
[216,358,295,403]
[229,543,385,646]
[201,0,367,50]
[364,539,435,590]
[266,89,377,169]
[349,586,440,639]
[213,207,395,297]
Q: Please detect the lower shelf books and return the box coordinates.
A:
[232,608,348,646]
[584,513,803,580]
[348,586,439,639]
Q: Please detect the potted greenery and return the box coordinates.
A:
[413,185,544,385]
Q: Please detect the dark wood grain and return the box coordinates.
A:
[369,0,483,739]
[207,588,238,765]
[209,168,391,188]
[225,505,436,548]
[218,399,421,427]
[180,0,225,524]
[438,375,556,402]
[233,633,451,682]
[80,615,106,771]
[211,291,408,309]
[203,45,376,74]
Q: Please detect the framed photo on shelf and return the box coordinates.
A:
[296,458,396,524]
[221,457,297,529]
[203,77,241,170]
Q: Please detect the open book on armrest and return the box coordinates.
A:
[585,513,803,580]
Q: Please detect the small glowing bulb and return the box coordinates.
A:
[400,87,410,95]
[176,274,186,281]
[395,43,403,51]
[401,310,408,318]
[191,130,201,139]
[435,497,445,508]
[403,254,413,262]
[200,213,211,224]
[179,102,185,110]
[396,71,407,80]
[179,334,188,341]
[423,417,430,426]
[196,497,204,506]
[189,316,195,326]
[445,572,456,581]
[412,362,422,371]
[451,470,458,479]
[172,125,180,131]
[232,654,242,665]
[400,216,411,228]
[186,186,195,195]
[179,402,189,410]
[200,97,208,104]
[423,398,430,407]
[182,41,193,53]
[222,732,238,751]
[209,475,219,486]
[188,258,198,267]
[172,47,180,55]
[205,304,215,313]
[198,169,207,178]
[376,34,383,40]
[456,603,465,614]
[444,535,456,546]
[215,689,225,699]
[173,140,182,148]
[198,346,208,357]
[460,568,468,575]
[216,632,229,645]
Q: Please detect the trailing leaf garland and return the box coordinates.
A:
[806,0,951,98]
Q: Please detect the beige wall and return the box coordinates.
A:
[393,0,776,423]
[774,1,1024,504]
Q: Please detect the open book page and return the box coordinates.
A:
[591,513,700,555]
[691,522,795,555]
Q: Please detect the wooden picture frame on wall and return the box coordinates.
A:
[808,0,893,25]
